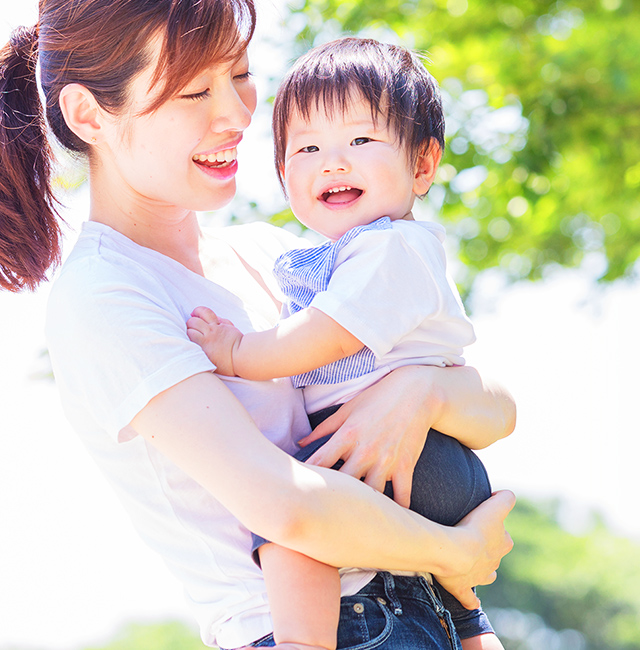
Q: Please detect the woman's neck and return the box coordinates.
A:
[88,174,205,276]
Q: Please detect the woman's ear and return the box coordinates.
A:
[413,140,443,196]
[58,83,103,146]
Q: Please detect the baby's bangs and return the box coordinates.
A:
[290,54,388,125]
[145,0,256,113]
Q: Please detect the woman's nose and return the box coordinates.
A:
[209,80,256,134]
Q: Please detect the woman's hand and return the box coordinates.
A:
[300,366,438,507]
[433,490,516,609]
[300,364,515,507]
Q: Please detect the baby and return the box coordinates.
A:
[188,38,503,650]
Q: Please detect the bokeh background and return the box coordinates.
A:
[1,1,639,649]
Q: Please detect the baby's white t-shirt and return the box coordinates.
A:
[295,219,476,412]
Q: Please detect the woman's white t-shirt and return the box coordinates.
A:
[45,221,374,649]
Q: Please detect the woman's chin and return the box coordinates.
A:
[192,184,237,213]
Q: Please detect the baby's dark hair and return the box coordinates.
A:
[272,37,445,191]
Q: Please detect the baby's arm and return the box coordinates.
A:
[259,543,340,650]
[187,305,363,380]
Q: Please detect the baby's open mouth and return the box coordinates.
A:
[321,186,363,203]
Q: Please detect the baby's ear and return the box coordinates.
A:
[413,140,442,197]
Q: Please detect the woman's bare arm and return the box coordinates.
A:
[130,371,514,608]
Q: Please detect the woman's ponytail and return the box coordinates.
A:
[0,25,60,292]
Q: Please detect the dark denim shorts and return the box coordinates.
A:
[248,572,462,649]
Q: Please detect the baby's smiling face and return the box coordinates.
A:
[282,98,422,241]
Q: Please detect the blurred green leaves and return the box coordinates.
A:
[282,0,640,292]
[481,498,640,649]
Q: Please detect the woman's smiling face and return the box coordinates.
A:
[98,42,257,215]
[282,97,421,241]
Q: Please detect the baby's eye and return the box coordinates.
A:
[300,145,319,153]
[351,137,372,146]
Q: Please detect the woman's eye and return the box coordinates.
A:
[300,145,319,153]
[351,137,372,146]
[234,71,253,81]
[182,89,210,102]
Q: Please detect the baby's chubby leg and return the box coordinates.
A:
[236,632,335,650]
[259,542,341,650]
[268,644,335,650]
[461,633,506,650]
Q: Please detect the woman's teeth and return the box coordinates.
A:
[193,147,237,164]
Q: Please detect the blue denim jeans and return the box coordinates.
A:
[249,572,462,649]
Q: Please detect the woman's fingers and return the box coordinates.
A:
[477,570,498,587]
[389,471,412,509]
[304,432,352,469]
[300,402,419,505]
[298,406,348,446]
[433,490,515,608]
[453,588,481,611]
[361,464,391,496]
[473,490,515,566]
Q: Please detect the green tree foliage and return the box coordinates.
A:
[479,499,640,649]
[284,0,640,290]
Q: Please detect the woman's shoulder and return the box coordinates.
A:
[52,222,168,293]
[47,222,171,330]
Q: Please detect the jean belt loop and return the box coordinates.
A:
[382,572,403,616]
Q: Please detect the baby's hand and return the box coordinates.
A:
[187,306,243,376]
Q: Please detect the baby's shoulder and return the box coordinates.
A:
[391,218,446,243]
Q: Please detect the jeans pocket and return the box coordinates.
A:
[337,595,393,650]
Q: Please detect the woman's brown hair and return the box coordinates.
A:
[0,0,255,292]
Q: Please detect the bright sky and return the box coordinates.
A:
[1,3,639,650]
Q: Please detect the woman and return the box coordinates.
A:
[0,1,515,649]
